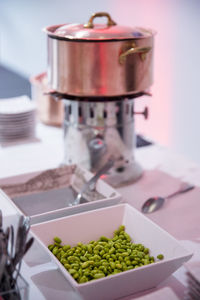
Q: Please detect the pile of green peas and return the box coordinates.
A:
[48,225,164,284]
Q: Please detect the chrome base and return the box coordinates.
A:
[62,97,143,187]
[102,160,143,187]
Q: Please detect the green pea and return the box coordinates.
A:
[64,263,71,270]
[111,254,116,260]
[59,250,65,257]
[100,250,105,256]
[52,247,59,255]
[87,245,93,253]
[138,245,144,251]
[118,225,125,232]
[121,252,129,257]
[104,247,109,253]
[115,263,122,269]
[93,255,101,261]
[137,251,144,259]
[73,272,79,279]
[75,249,80,255]
[79,276,88,283]
[54,242,62,248]
[113,269,121,273]
[114,243,120,249]
[68,256,78,263]
[56,252,61,260]
[129,255,135,260]
[118,256,123,262]
[108,258,113,262]
[48,244,54,251]
[127,249,132,255]
[150,256,155,262]
[82,261,90,268]
[60,258,67,264]
[81,249,86,255]
[93,273,105,279]
[88,260,94,266]
[71,263,80,270]
[157,254,164,260]
[83,269,91,277]
[117,249,124,253]
[134,257,140,262]
[143,259,150,265]
[77,242,83,247]
[48,225,164,284]
[69,269,76,275]
[54,237,62,244]
[80,256,87,262]
[125,260,131,266]
[100,236,109,242]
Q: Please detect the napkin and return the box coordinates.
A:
[132,287,179,300]
[118,169,200,241]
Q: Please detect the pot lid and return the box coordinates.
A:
[46,12,155,41]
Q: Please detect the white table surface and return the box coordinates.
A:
[1,122,200,300]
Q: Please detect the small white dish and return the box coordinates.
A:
[0,165,121,224]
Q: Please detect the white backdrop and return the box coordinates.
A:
[0,0,200,164]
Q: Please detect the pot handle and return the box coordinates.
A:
[134,107,149,120]
[119,43,151,64]
[84,12,116,29]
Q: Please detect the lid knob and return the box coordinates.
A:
[84,12,117,29]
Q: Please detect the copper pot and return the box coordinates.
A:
[30,72,64,126]
[44,12,155,98]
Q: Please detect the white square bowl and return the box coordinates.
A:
[31,204,192,300]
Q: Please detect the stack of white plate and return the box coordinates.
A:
[0,96,36,143]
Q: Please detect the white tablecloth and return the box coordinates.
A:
[1,123,200,300]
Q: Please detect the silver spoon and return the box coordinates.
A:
[70,159,114,206]
[142,182,195,214]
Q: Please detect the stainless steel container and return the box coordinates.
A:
[44,12,155,97]
[63,97,143,187]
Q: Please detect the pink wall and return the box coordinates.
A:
[112,0,175,146]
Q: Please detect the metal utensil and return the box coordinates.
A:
[141,182,195,214]
[13,216,31,269]
[70,159,114,206]
[0,236,8,283]
[0,210,2,230]
[0,210,34,296]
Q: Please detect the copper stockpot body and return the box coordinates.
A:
[30,72,64,126]
[44,12,155,97]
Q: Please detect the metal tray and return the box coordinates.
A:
[0,165,121,224]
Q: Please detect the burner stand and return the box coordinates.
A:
[62,96,144,187]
